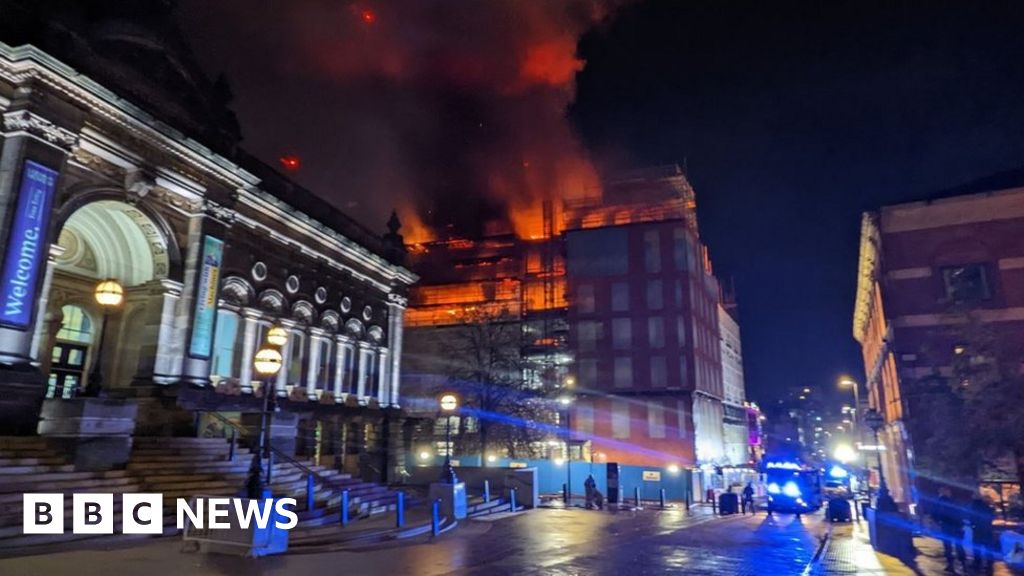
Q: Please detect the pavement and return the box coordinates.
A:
[813,518,1023,576]
[8,503,1019,575]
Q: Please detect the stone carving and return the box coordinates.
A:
[2,110,78,149]
[386,292,409,307]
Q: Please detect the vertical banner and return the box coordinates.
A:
[189,235,224,358]
[0,160,58,329]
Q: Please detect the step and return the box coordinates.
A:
[124,454,237,463]
[0,476,139,498]
[0,437,51,450]
[0,464,77,474]
[0,456,68,467]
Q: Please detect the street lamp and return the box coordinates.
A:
[559,394,574,504]
[439,393,459,484]
[266,325,289,347]
[249,344,284,499]
[838,377,860,439]
[85,279,124,397]
[863,407,897,512]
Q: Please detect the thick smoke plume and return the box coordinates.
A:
[179,0,621,241]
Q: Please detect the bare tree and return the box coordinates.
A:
[907,309,1024,489]
[442,308,555,459]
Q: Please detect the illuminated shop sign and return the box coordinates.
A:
[0,160,57,329]
[189,235,224,358]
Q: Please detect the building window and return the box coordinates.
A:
[577,283,596,314]
[578,358,597,388]
[577,403,594,436]
[647,280,663,310]
[677,400,689,438]
[612,399,630,439]
[644,230,661,273]
[614,357,633,388]
[210,309,239,380]
[611,282,630,312]
[287,331,306,387]
[577,321,601,352]
[648,317,665,348]
[612,318,632,349]
[676,316,687,347]
[650,356,667,387]
[941,264,991,302]
[673,228,688,271]
[648,403,666,439]
[678,355,688,388]
[674,279,684,308]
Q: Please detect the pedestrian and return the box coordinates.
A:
[584,474,596,509]
[933,488,968,572]
[969,493,996,574]
[742,482,756,515]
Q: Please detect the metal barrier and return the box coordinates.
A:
[431,500,441,536]
[660,488,666,509]
[340,490,350,526]
[396,492,405,528]
[509,488,517,512]
[483,480,491,503]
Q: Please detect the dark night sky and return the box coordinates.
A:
[179,1,1024,404]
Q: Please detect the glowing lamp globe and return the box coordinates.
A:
[253,347,284,377]
[667,464,681,474]
[558,395,572,406]
[439,393,458,412]
[94,279,124,307]
[266,325,289,347]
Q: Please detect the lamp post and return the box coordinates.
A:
[249,344,284,498]
[439,393,458,484]
[864,407,896,511]
[838,377,861,440]
[559,394,573,504]
[85,279,124,397]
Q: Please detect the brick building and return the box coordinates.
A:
[853,177,1024,507]
[403,165,730,470]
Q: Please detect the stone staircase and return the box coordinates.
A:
[0,435,413,556]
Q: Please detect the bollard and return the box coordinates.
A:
[712,494,718,515]
[306,473,316,511]
[660,488,666,509]
[685,492,691,511]
[340,490,350,526]
[228,429,236,462]
[509,488,517,512]
[634,486,641,508]
[266,451,274,485]
[431,499,441,536]
[483,480,491,503]
[396,492,405,528]
[563,483,569,504]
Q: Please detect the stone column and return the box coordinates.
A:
[376,347,390,406]
[129,279,184,386]
[236,308,261,394]
[29,244,66,366]
[274,319,298,397]
[333,334,352,402]
[355,341,373,402]
[386,301,406,407]
[305,327,326,400]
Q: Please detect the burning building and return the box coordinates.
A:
[402,165,731,470]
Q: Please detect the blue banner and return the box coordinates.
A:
[0,160,58,329]
[189,235,224,359]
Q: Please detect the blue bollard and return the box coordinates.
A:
[396,492,405,528]
[340,490,350,526]
[563,483,569,503]
[634,486,641,508]
[660,488,666,509]
[483,480,491,503]
[431,499,441,536]
[266,451,274,485]
[228,429,236,462]
[509,488,517,512]
[306,473,316,511]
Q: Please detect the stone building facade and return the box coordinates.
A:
[0,33,415,481]
[853,180,1024,507]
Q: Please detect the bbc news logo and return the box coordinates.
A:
[23,494,298,534]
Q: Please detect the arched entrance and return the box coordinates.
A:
[41,200,172,397]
